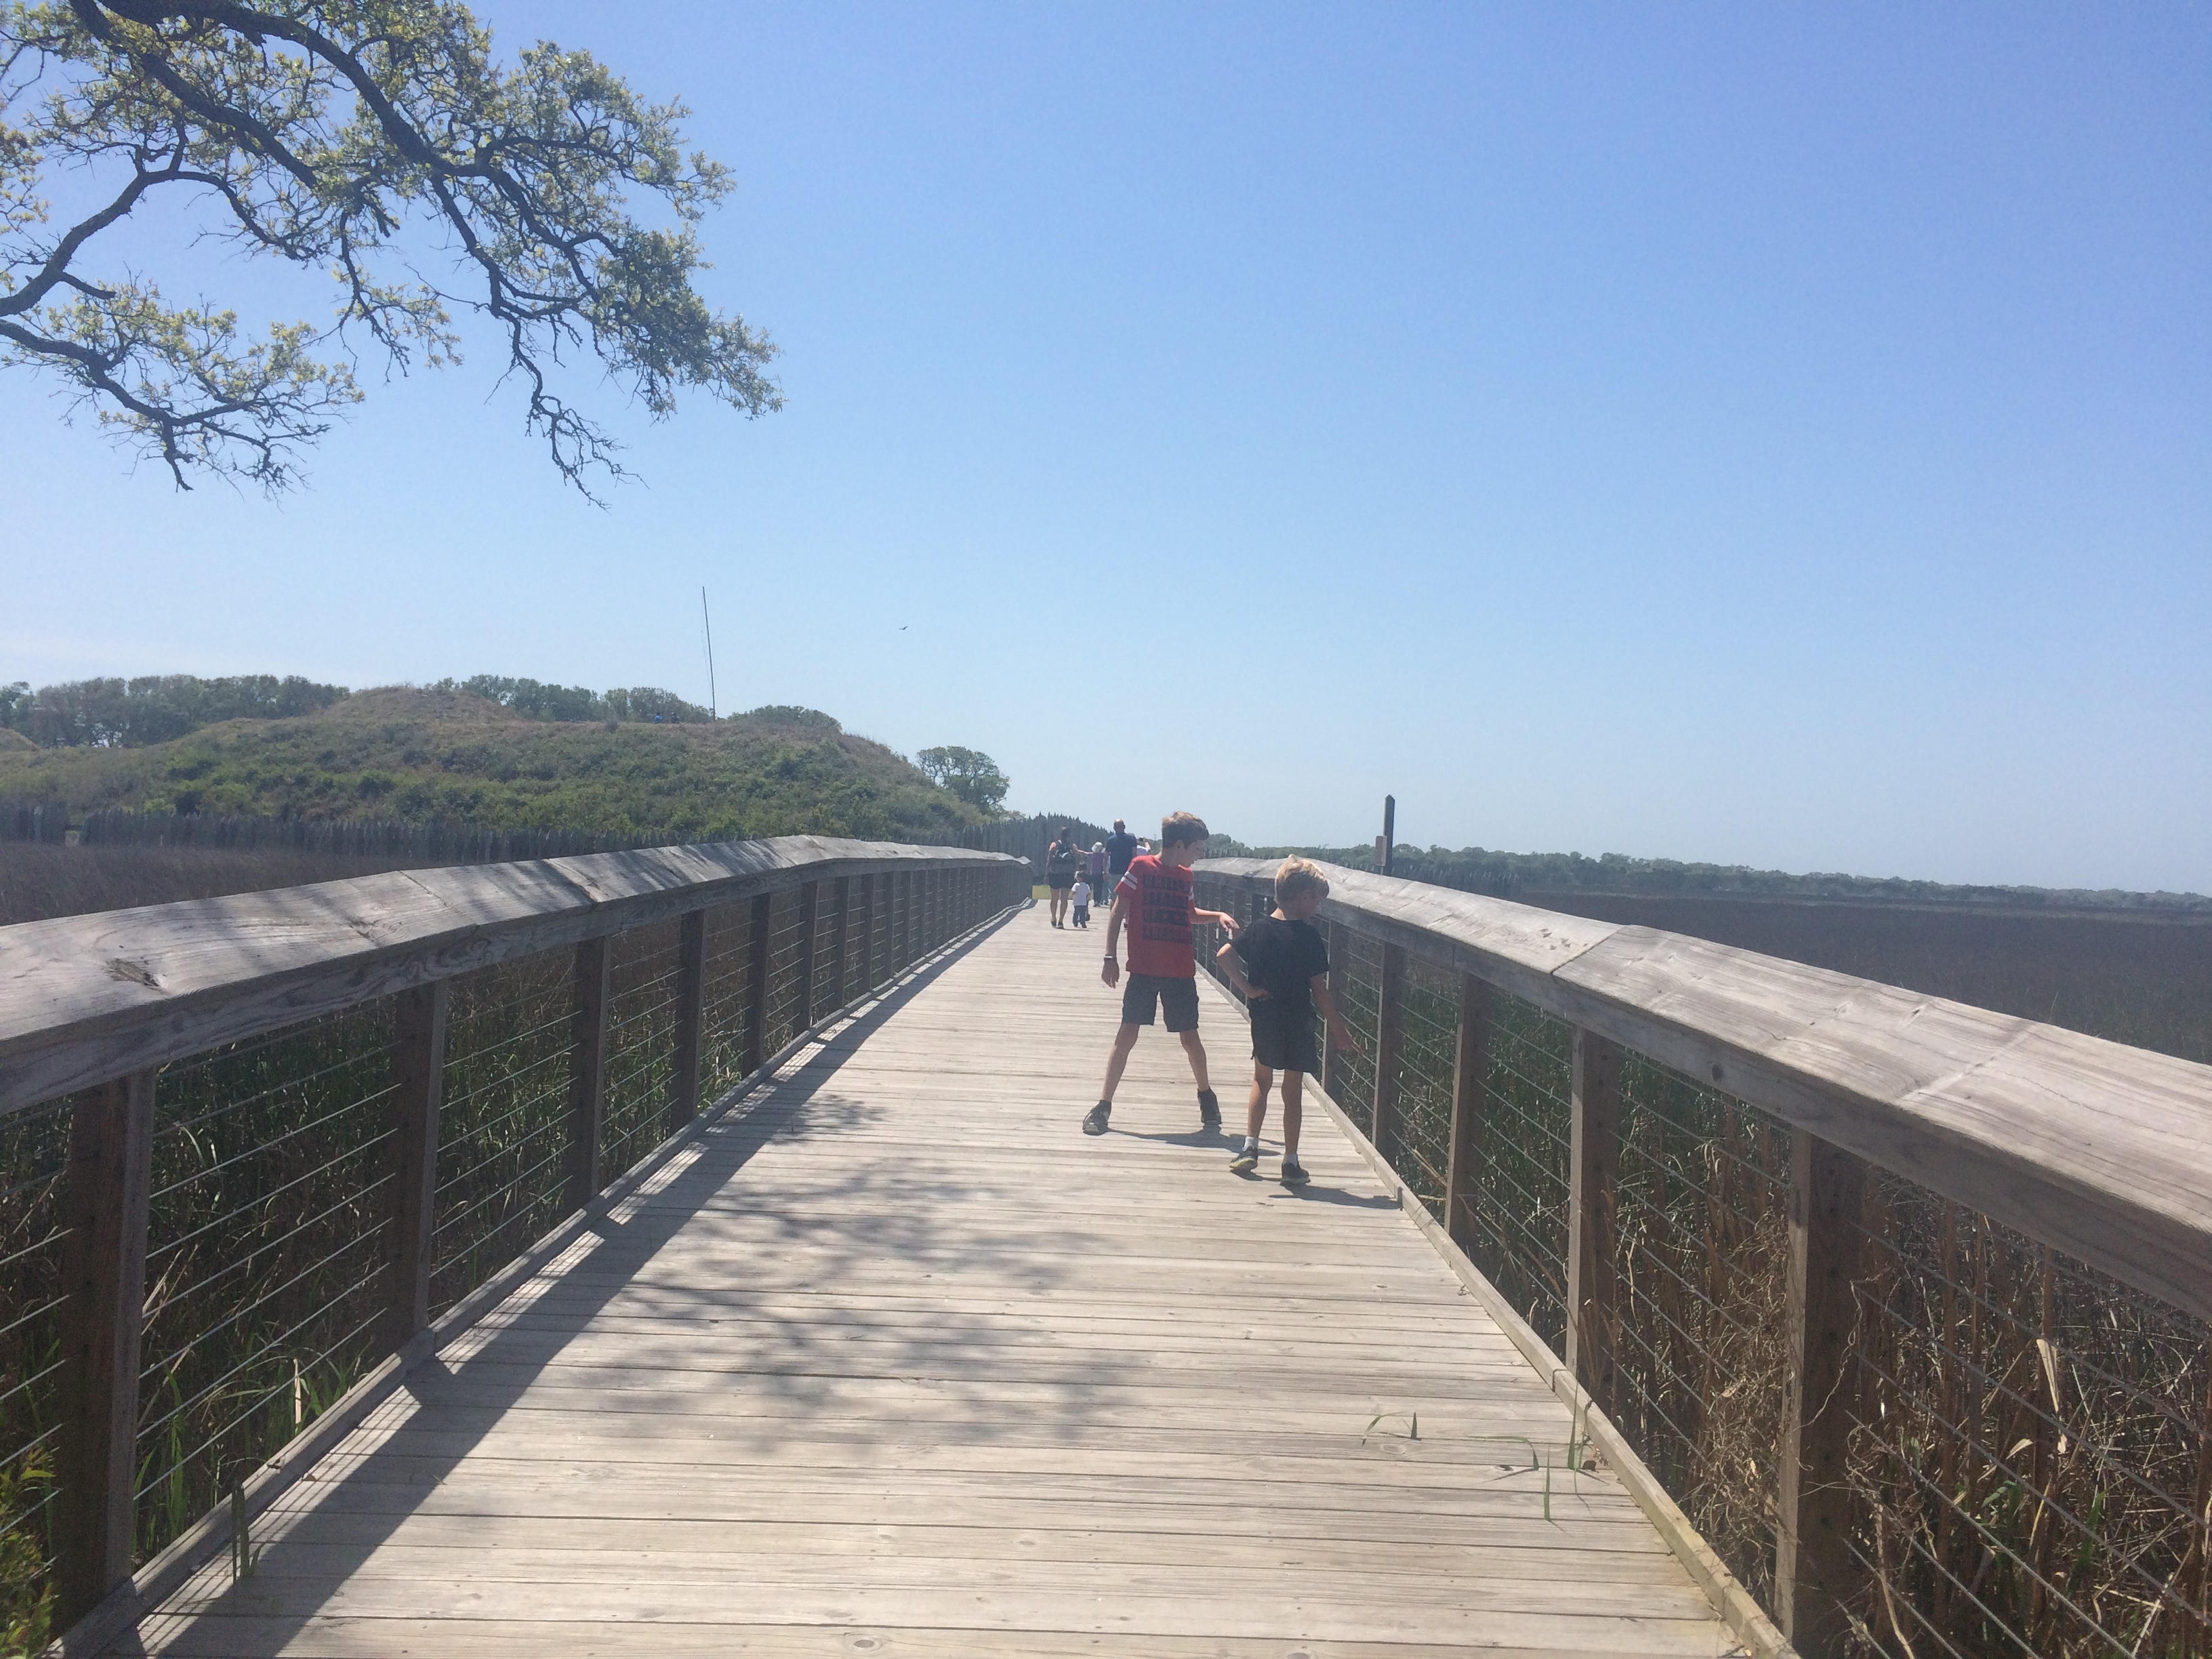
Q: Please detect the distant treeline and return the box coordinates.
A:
[1211,840,2212,916]
[0,674,348,748]
[0,672,757,750]
[429,676,716,725]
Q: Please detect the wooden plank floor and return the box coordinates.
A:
[132,905,1741,1658]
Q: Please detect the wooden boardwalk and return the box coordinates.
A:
[133,905,1740,1658]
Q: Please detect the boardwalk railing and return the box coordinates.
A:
[1195,857,2212,1659]
[0,838,1027,1652]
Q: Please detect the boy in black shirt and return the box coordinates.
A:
[1215,857,1357,1186]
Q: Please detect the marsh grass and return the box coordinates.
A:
[0,1098,69,1658]
[1842,1183,2212,1657]
[1608,1061,1793,1607]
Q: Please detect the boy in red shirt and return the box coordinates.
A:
[1082,811,1241,1136]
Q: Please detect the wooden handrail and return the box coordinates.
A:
[0,837,1018,1116]
[7,838,1025,1639]
[1200,855,2212,1654]
[1195,857,2212,1333]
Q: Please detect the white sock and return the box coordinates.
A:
[1241,1136,1258,1151]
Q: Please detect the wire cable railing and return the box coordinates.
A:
[1197,857,2212,1659]
[0,838,1027,1651]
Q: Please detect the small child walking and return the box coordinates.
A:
[1215,857,1357,1187]
[1069,874,1092,928]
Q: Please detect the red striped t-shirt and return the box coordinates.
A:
[1116,855,1195,979]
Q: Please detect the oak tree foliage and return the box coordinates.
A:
[0,0,780,495]
[916,745,1008,815]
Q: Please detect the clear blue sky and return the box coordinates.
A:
[5,3,2207,891]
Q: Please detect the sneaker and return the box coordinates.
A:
[1229,1145,1259,1176]
[1082,1101,1112,1136]
[1280,1159,1310,1188]
[1197,1089,1221,1128]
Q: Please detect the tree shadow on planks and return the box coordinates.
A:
[121,908,1105,1656]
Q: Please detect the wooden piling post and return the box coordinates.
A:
[794,880,821,1033]
[1777,1131,1868,1653]
[1323,921,1351,1101]
[1566,1027,1622,1407]
[1444,973,1491,1256]
[827,876,852,1010]
[564,937,612,1210]
[386,982,449,1352]
[743,893,773,1073]
[857,874,877,991]
[1372,942,1408,1158]
[668,909,707,1131]
[55,1068,157,1625]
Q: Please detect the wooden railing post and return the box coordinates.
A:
[1566,1027,1622,1406]
[668,909,707,1132]
[1778,1131,1868,1654]
[857,874,877,992]
[564,937,612,1211]
[56,1067,156,1624]
[1322,921,1350,1101]
[1444,973,1491,1256]
[894,872,910,970]
[386,981,449,1352]
[1372,942,1407,1157]
[743,893,773,1074]
[794,880,821,1033]
[828,876,852,1010]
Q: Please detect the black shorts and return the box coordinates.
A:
[1047,872,1075,890]
[1250,1002,1320,1074]
[1121,973,1200,1033]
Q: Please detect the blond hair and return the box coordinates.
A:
[1160,811,1208,848]
[1275,856,1330,907]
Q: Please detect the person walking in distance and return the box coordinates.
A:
[1103,819,1139,884]
[1044,826,1081,928]
[1082,812,1240,1135]
[1069,872,1093,929]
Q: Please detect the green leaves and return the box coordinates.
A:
[0,0,779,493]
[916,747,1011,815]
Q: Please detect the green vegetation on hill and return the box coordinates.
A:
[0,671,730,748]
[0,687,987,843]
[0,673,349,747]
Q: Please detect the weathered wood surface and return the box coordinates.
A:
[1199,858,2212,1327]
[0,839,1018,1116]
[129,909,1735,1657]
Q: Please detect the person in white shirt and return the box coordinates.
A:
[1069,875,1093,928]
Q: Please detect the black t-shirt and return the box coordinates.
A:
[1104,830,1139,874]
[1232,915,1330,1017]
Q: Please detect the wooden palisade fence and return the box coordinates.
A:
[0,837,1026,1653]
[1196,858,2212,1659]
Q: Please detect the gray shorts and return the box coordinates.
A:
[1121,974,1200,1033]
